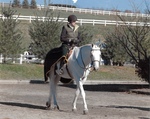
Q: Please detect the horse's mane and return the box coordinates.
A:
[79,44,92,48]
[68,44,92,62]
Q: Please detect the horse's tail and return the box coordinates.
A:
[44,56,67,82]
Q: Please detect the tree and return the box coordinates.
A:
[12,0,21,7]
[22,0,29,9]
[103,34,128,65]
[29,9,63,59]
[0,7,23,63]
[29,9,94,59]
[105,6,150,83]
[30,0,37,9]
[79,26,94,46]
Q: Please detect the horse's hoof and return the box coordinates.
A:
[46,106,51,110]
[54,105,60,110]
[83,109,88,115]
[72,108,77,113]
[46,102,50,108]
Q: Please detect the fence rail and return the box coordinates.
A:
[0,14,150,27]
[0,54,42,64]
[0,2,149,18]
[37,5,150,18]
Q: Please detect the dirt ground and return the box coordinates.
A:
[0,83,149,119]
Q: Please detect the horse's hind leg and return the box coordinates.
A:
[46,70,60,110]
[46,71,53,109]
[46,91,52,109]
[51,75,60,110]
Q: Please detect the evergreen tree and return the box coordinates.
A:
[103,34,128,65]
[12,0,21,7]
[0,7,23,63]
[79,26,93,46]
[29,11,94,59]
[22,0,29,9]
[30,0,37,9]
[29,10,62,59]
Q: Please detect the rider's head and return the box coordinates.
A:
[68,15,77,23]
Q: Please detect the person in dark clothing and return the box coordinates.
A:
[60,14,81,55]
[56,14,82,75]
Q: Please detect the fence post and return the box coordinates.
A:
[0,54,2,63]
[80,19,83,26]
[43,17,45,22]
[104,20,106,26]
[93,20,95,26]
[2,15,4,21]
[30,16,32,23]
[20,54,23,64]
[91,9,92,14]
[73,8,74,13]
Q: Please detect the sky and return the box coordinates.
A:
[0,0,149,12]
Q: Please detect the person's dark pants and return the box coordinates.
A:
[60,44,70,67]
[61,44,69,56]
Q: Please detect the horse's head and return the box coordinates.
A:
[91,44,101,71]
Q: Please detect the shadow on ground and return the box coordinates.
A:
[0,102,70,112]
[0,102,46,110]
[100,105,150,112]
[139,117,150,119]
[59,84,149,93]
[29,80,149,94]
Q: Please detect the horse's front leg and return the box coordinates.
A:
[72,87,80,112]
[78,80,88,114]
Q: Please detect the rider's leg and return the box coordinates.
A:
[56,45,68,75]
[56,58,65,75]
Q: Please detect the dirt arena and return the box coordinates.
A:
[0,82,149,119]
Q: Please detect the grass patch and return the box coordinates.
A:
[0,64,43,80]
[0,64,140,81]
[88,66,140,81]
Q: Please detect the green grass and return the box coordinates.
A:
[0,63,44,80]
[88,66,140,81]
[0,63,140,81]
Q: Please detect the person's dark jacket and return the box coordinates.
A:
[60,23,81,46]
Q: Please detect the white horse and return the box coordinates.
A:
[46,44,101,114]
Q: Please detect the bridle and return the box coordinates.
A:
[91,48,100,67]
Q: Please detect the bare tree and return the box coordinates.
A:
[105,2,150,83]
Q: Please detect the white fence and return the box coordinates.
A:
[0,2,149,18]
[0,14,150,27]
[37,5,150,18]
[0,53,104,65]
[0,54,43,64]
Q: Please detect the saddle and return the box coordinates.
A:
[56,49,73,68]
[44,46,74,83]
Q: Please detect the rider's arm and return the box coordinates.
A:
[60,26,71,43]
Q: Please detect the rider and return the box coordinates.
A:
[56,14,82,75]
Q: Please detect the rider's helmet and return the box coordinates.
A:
[68,15,77,23]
